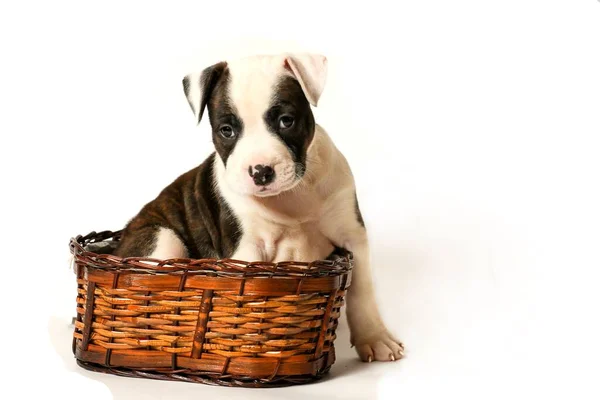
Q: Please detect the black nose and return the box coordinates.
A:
[249,164,275,186]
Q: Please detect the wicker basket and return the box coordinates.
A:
[70,230,352,387]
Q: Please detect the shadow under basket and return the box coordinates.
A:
[70,230,353,388]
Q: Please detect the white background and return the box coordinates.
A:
[1,1,599,399]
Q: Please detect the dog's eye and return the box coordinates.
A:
[219,125,235,139]
[279,115,295,130]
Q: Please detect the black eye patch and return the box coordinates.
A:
[265,103,296,130]
[265,77,315,172]
[216,113,243,129]
[206,70,244,165]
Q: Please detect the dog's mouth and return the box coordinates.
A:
[252,177,300,197]
[254,187,277,197]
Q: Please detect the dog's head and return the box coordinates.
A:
[183,54,327,197]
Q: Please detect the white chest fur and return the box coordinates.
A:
[242,217,335,262]
[220,171,336,262]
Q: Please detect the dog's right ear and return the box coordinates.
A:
[182,61,227,125]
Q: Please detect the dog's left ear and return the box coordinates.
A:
[183,61,227,125]
[284,53,328,107]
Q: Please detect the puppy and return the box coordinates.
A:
[114,53,403,362]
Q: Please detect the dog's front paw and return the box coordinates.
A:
[353,330,404,362]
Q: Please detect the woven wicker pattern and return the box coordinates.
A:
[71,230,352,387]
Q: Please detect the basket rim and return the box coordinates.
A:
[71,230,353,278]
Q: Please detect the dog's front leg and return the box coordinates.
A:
[230,235,265,262]
[343,230,405,362]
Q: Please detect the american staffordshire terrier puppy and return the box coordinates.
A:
[114,53,404,362]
